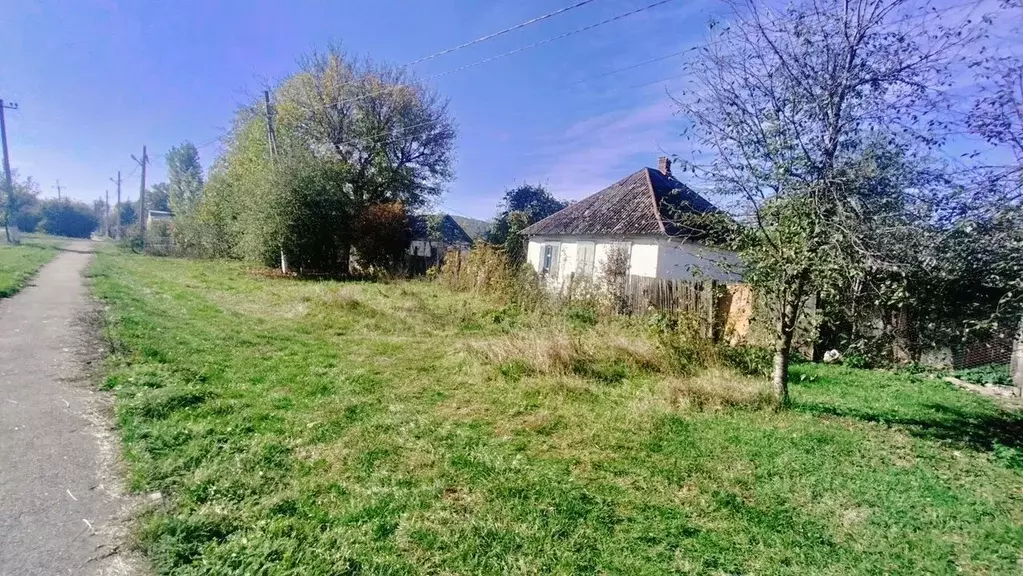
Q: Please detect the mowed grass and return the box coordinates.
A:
[0,234,66,297]
[89,251,1023,575]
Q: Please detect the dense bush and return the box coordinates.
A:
[650,311,717,377]
[13,207,42,232]
[352,202,411,272]
[719,344,775,378]
[39,200,99,238]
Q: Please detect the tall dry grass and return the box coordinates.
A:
[468,330,665,377]
[439,244,552,311]
[661,369,776,411]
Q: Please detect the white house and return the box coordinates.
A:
[522,157,741,288]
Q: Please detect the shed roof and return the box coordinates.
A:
[409,214,474,245]
[520,167,719,237]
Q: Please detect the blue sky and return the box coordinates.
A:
[1,0,1015,219]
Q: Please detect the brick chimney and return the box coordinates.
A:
[658,156,672,177]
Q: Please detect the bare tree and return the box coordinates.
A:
[674,0,983,403]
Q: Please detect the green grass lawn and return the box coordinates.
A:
[0,234,66,297]
[89,251,1023,575]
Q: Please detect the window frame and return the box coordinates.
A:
[576,242,596,276]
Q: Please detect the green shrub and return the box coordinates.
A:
[566,306,598,328]
[39,199,99,238]
[719,345,774,378]
[650,311,716,377]
[952,363,1011,387]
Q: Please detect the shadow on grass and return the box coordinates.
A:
[796,399,1023,461]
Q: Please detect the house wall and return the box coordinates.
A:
[527,234,728,288]
[531,236,740,286]
[526,235,740,287]
[657,239,743,282]
[408,240,436,257]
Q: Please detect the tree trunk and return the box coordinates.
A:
[771,321,795,406]
[1012,315,1023,398]
[771,294,800,406]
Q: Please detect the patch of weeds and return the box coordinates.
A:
[952,363,1011,387]
[991,443,1023,469]
[141,512,239,571]
[572,358,633,385]
[126,387,214,420]
[497,360,533,382]
[719,344,774,378]
[565,306,598,329]
[489,305,521,329]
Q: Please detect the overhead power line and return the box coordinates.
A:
[403,0,601,66]
[428,0,676,80]
[306,0,676,114]
[180,0,994,158]
[567,49,688,86]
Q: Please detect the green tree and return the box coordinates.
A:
[118,201,137,228]
[503,211,529,266]
[0,171,43,232]
[486,184,566,245]
[676,0,981,403]
[148,182,171,212]
[275,47,455,212]
[39,199,99,238]
[167,142,204,215]
[199,46,456,273]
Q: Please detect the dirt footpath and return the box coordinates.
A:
[0,240,141,576]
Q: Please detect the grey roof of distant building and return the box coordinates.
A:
[409,214,474,244]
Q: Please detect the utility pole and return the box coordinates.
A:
[110,171,122,239]
[265,89,287,273]
[131,146,149,240]
[53,179,63,201]
[1,98,19,244]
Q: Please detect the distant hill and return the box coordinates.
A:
[450,216,492,242]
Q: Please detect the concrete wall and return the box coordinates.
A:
[526,235,740,288]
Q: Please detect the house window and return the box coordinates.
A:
[541,244,561,276]
[576,242,595,276]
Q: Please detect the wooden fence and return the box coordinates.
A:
[622,276,817,356]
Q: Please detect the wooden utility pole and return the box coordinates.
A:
[53,179,63,201]
[1,99,18,244]
[131,146,149,239]
[264,89,287,273]
[110,171,122,239]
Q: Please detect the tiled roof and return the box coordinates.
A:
[409,214,474,244]
[521,167,719,237]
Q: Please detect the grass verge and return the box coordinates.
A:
[90,252,1023,574]
[0,234,66,298]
